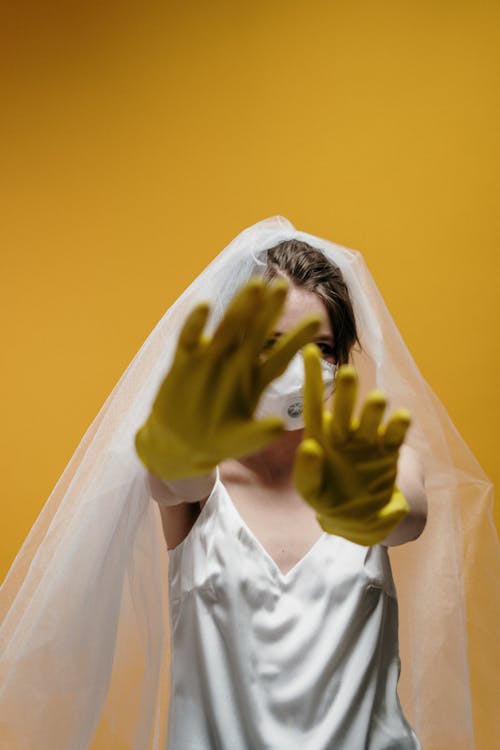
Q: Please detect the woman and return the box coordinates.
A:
[0,217,497,749]
[137,240,427,747]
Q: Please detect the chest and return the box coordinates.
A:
[167,482,404,749]
[171,481,394,609]
[211,475,325,575]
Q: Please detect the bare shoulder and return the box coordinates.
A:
[398,443,425,484]
[382,443,428,547]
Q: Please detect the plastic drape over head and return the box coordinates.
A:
[1,217,498,750]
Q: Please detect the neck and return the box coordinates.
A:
[237,428,304,487]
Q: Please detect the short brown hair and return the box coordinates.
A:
[264,239,360,365]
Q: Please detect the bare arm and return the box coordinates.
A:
[158,502,201,549]
[382,444,427,547]
[148,471,216,549]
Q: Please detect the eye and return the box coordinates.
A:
[316,342,335,360]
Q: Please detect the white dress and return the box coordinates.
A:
[167,478,421,750]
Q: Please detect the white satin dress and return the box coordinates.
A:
[166,478,421,750]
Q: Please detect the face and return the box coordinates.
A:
[265,284,335,362]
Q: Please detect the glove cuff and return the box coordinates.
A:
[148,469,218,506]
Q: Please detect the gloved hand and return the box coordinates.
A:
[135,278,320,481]
[294,344,410,546]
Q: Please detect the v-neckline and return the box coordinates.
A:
[218,480,327,582]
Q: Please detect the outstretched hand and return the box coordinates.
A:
[294,345,410,546]
[135,278,321,480]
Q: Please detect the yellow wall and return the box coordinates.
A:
[0,0,500,574]
[0,0,500,573]
[0,0,500,748]
[1,0,498,595]
[1,2,498,747]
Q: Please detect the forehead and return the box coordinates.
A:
[275,284,331,336]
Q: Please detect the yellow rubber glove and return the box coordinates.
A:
[294,345,410,546]
[135,278,321,481]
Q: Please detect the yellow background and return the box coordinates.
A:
[1,2,499,747]
[0,0,500,575]
[1,0,498,597]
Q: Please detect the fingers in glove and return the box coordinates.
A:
[328,480,398,516]
[258,316,321,389]
[381,409,411,448]
[244,278,289,356]
[211,278,265,355]
[363,463,398,496]
[329,365,358,444]
[229,416,285,458]
[294,438,325,499]
[303,344,324,441]
[356,391,387,443]
[378,488,410,522]
[208,340,267,424]
[355,490,410,543]
[317,489,409,546]
[177,302,211,353]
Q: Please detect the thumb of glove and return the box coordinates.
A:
[294,438,325,499]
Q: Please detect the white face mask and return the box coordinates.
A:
[256,352,336,430]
